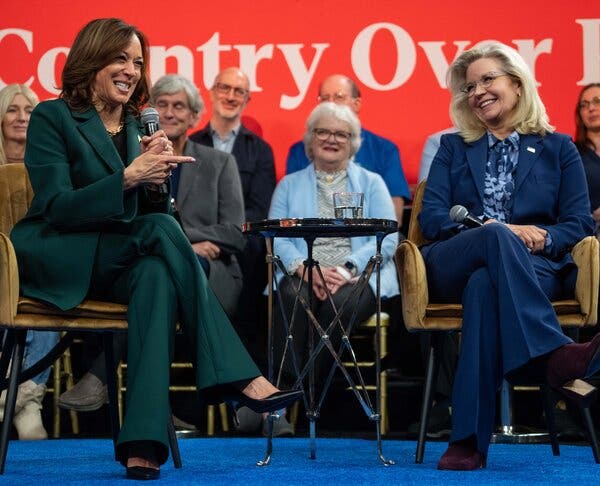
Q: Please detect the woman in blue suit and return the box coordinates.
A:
[420,41,600,470]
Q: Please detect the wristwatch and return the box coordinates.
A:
[343,260,357,277]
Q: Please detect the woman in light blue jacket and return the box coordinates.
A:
[268,102,398,393]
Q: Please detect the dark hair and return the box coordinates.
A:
[575,83,600,152]
[60,18,150,115]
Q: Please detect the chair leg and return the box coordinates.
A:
[103,333,120,446]
[541,385,560,456]
[61,348,79,434]
[207,405,215,436]
[581,405,600,463]
[416,332,439,464]
[52,356,61,438]
[218,403,229,432]
[167,412,182,469]
[0,330,26,474]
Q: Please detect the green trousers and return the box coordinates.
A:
[89,213,260,464]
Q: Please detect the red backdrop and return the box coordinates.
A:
[2,0,599,187]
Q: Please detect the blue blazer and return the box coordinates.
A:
[419,132,594,264]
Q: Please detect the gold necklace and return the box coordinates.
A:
[106,122,124,136]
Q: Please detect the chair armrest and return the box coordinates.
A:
[0,232,19,325]
[571,236,599,326]
[395,239,428,330]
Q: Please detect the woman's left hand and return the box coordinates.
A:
[505,223,547,253]
[140,130,173,155]
[322,267,351,295]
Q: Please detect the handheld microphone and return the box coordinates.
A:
[140,107,168,196]
[449,205,484,228]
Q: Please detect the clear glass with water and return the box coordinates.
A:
[333,192,364,218]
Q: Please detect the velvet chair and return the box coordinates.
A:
[0,163,181,473]
[395,179,600,463]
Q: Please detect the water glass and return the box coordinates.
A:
[333,192,364,218]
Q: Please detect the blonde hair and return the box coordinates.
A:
[0,84,39,165]
[447,41,553,142]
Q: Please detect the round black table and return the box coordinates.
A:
[243,218,397,466]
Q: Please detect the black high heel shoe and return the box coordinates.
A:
[125,441,160,480]
[226,389,303,415]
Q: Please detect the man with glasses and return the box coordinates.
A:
[285,74,411,224]
[189,67,280,435]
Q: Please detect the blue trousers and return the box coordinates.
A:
[421,223,573,454]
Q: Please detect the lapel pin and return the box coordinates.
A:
[526,146,536,153]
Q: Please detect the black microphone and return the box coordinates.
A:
[140,107,168,196]
[449,205,484,228]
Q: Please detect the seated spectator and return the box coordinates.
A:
[0,83,58,440]
[285,74,410,224]
[418,127,458,182]
[189,67,276,367]
[268,102,399,433]
[576,83,600,236]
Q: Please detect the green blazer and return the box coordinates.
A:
[11,99,168,310]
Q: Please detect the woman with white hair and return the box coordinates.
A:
[0,83,60,440]
[419,41,600,470]
[268,102,398,432]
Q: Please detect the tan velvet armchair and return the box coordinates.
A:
[395,180,599,463]
[0,163,181,473]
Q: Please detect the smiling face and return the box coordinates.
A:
[92,34,143,110]
[579,86,600,134]
[311,115,353,171]
[466,57,521,136]
[154,90,200,144]
[210,68,249,122]
[2,93,34,144]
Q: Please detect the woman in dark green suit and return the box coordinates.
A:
[10,18,300,480]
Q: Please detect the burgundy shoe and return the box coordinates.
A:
[547,334,600,389]
[437,442,486,470]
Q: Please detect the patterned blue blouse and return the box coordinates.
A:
[483,131,520,222]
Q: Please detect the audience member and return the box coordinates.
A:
[12,18,300,480]
[268,102,399,435]
[0,83,59,440]
[189,67,275,366]
[406,125,459,439]
[285,74,411,224]
[418,127,458,182]
[420,41,598,471]
[575,83,600,235]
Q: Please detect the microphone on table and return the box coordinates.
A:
[140,107,168,196]
[449,205,484,228]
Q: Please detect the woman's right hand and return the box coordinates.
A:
[123,138,194,190]
[295,265,348,300]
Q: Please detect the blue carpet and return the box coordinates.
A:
[2,438,599,485]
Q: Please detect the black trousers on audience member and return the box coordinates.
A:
[272,275,376,390]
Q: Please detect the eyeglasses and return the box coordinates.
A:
[317,92,352,104]
[213,82,249,98]
[461,72,508,97]
[313,128,351,143]
[579,96,600,110]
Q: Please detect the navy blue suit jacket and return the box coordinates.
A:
[419,132,593,263]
